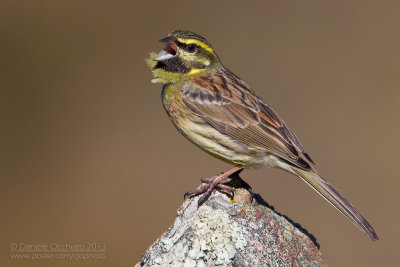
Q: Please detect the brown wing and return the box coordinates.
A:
[181,67,313,170]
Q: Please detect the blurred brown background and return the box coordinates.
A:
[1,0,399,266]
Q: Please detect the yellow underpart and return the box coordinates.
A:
[176,38,214,54]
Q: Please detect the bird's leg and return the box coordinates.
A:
[184,165,243,205]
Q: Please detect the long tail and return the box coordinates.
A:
[292,167,378,241]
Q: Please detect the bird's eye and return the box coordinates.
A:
[187,44,197,53]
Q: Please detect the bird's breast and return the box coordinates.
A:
[161,83,194,124]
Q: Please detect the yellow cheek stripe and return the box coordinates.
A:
[176,38,214,54]
[187,68,203,75]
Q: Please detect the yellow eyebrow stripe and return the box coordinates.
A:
[176,38,214,53]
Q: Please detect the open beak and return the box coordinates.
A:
[154,36,178,61]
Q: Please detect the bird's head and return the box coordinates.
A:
[146,30,220,84]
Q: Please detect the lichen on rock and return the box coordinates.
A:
[136,180,326,267]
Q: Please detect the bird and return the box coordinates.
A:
[145,30,378,241]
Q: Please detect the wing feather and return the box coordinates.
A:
[181,68,313,170]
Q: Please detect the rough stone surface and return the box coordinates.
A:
[135,180,326,267]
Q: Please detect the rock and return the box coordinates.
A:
[136,177,326,267]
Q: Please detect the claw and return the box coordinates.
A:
[184,165,243,206]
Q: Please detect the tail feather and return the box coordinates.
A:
[292,168,378,241]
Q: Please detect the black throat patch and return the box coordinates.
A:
[155,57,190,74]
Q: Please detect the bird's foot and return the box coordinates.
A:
[184,177,234,205]
[184,165,243,206]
